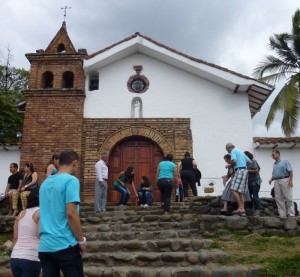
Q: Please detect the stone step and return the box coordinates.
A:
[83,249,229,267]
[81,212,196,225]
[80,202,191,213]
[0,264,262,277]
[85,228,201,242]
[80,209,191,218]
[83,265,261,277]
[86,238,213,253]
[82,220,197,234]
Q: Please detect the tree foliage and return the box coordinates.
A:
[253,9,300,136]
[0,46,29,144]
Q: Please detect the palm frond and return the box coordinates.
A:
[253,55,297,82]
[269,34,299,65]
[292,9,300,56]
[265,91,283,130]
[265,75,300,135]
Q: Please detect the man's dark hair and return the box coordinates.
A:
[59,151,79,166]
[272,149,280,155]
[10,163,18,169]
[223,154,231,160]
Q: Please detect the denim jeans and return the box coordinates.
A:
[138,190,152,205]
[114,184,130,205]
[10,258,41,277]
[248,184,260,210]
[38,245,84,277]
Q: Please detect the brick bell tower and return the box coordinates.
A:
[21,21,87,185]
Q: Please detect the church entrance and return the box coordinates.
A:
[108,136,164,203]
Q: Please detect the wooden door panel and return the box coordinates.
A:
[108,137,164,203]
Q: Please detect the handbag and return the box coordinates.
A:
[22,174,39,191]
[26,181,39,191]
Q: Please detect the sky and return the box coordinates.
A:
[0,0,299,137]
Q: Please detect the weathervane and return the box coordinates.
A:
[61,6,71,22]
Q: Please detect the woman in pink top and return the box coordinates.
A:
[10,187,41,277]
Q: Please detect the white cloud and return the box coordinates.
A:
[0,0,299,136]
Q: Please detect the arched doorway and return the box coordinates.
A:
[108,136,164,203]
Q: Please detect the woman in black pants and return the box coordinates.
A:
[156,154,178,214]
[178,152,198,201]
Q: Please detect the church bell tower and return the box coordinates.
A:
[20,21,87,183]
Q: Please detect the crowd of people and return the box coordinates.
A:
[3,145,297,276]
[221,143,296,218]
[5,152,85,277]
[94,151,199,213]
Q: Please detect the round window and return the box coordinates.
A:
[131,78,145,92]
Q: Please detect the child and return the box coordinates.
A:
[175,177,183,202]
[138,176,152,207]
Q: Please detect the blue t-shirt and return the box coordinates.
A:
[39,173,80,252]
[272,158,292,180]
[231,148,251,170]
[158,161,176,179]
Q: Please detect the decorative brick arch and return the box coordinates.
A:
[99,127,172,155]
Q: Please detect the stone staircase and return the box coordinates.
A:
[80,202,260,277]
[0,200,268,277]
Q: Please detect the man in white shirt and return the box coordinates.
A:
[95,151,109,212]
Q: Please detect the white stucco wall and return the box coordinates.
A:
[0,148,21,193]
[84,53,254,186]
[254,147,300,206]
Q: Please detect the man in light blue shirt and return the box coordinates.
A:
[225,143,251,216]
[38,151,86,277]
[269,149,294,217]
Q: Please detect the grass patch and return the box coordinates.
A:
[262,253,300,277]
[210,232,300,276]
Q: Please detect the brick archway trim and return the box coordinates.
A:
[99,127,172,155]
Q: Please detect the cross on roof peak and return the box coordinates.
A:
[61,6,71,22]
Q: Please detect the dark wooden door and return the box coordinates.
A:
[108,137,164,203]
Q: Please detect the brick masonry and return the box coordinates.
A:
[20,23,86,186]
[82,118,192,200]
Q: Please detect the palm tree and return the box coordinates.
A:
[253,9,300,136]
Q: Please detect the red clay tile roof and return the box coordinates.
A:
[253,137,300,144]
[86,32,273,88]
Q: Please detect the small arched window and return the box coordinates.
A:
[42,71,54,88]
[62,71,74,88]
[57,43,66,53]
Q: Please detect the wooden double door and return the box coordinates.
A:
[108,137,164,203]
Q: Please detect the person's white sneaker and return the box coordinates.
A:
[144,204,149,208]
[140,204,144,207]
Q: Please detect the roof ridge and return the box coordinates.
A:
[86,32,273,88]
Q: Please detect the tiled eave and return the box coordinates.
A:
[253,137,300,149]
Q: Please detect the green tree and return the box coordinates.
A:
[253,9,300,136]
[0,46,29,144]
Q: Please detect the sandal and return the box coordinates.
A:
[238,211,246,217]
